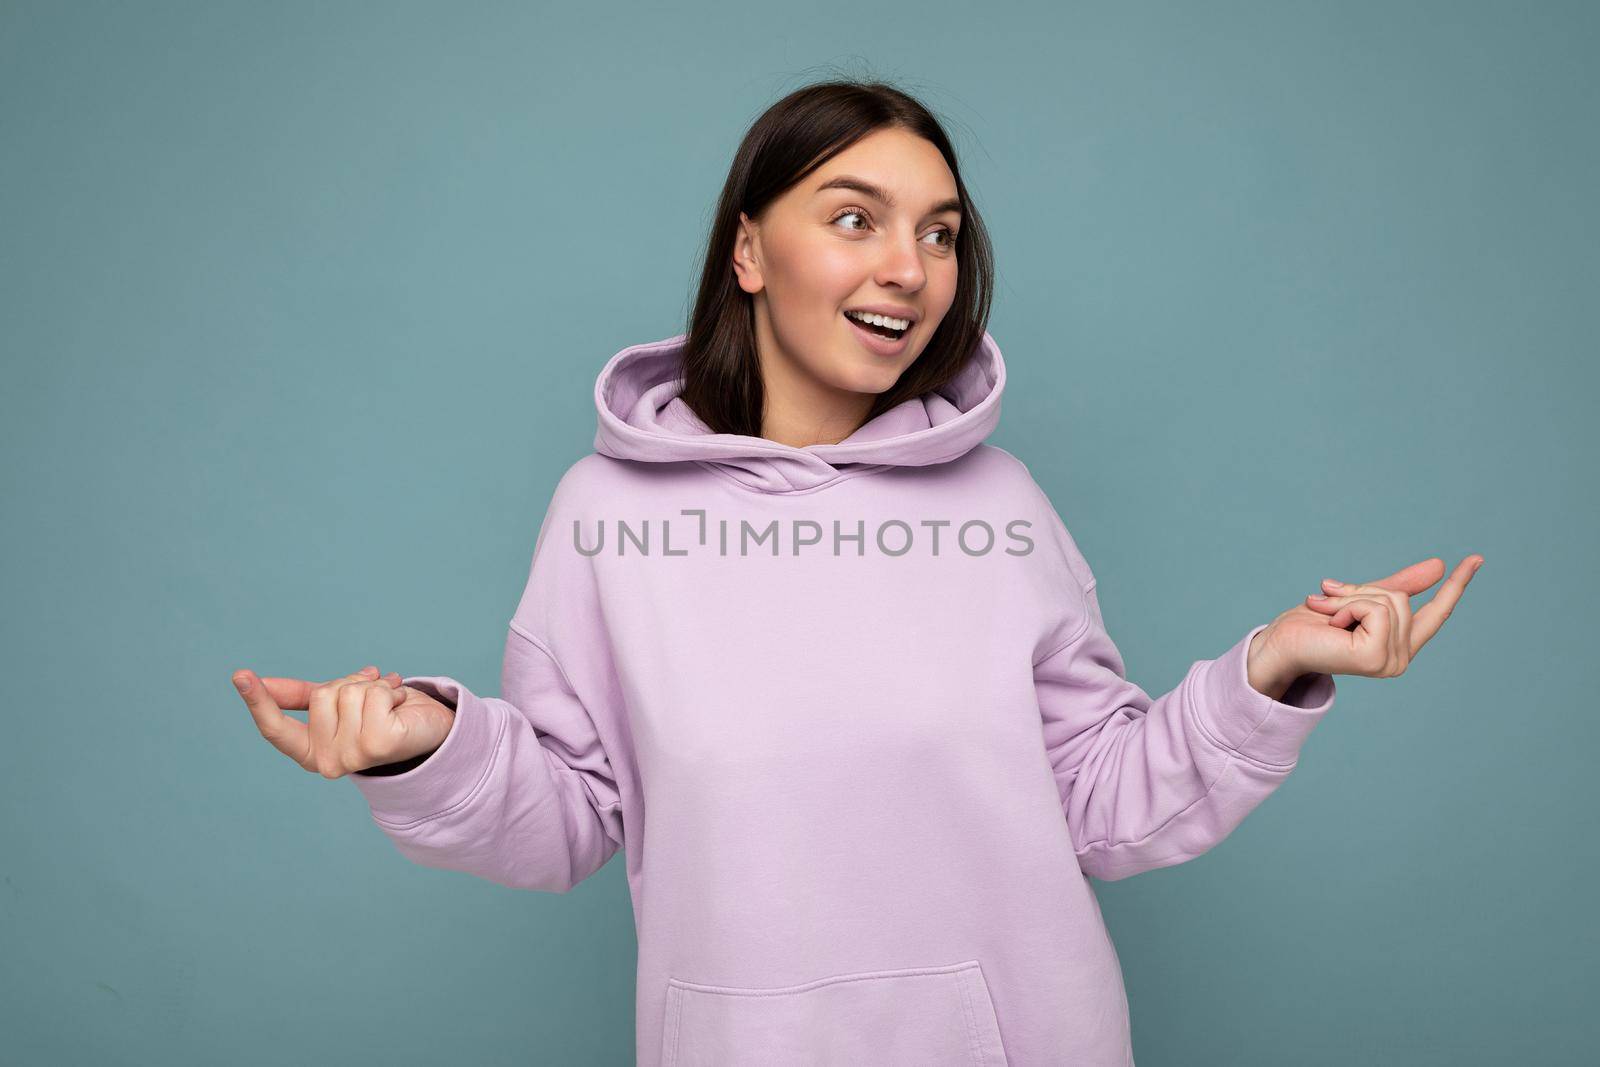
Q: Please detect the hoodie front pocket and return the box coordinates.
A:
[660,959,1009,1066]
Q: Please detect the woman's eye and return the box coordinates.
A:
[832,209,957,250]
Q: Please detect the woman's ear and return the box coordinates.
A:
[732,211,763,295]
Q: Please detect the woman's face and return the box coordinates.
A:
[732,127,963,405]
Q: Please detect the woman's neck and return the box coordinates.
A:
[755,344,875,448]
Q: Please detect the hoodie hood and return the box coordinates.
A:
[592,331,1006,493]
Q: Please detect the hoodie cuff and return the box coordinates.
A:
[1190,624,1336,767]
[347,675,507,822]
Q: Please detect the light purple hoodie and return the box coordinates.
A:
[350,331,1336,1065]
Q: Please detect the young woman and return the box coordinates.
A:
[233,79,1481,1066]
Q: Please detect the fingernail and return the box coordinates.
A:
[1323,578,1343,588]
[232,673,250,693]
[1309,594,1327,600]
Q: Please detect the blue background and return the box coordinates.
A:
[3,1,1592,1063]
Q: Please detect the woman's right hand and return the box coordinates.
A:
[232,664,456,777]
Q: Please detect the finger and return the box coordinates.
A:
[1320,593,1387,631]
[315,671,390,777]
[1339,596,1395,676]
[1313,590,1373,624]
[1322,580,1411,636]
[1327,601,1361,630]
[1322,578,1411,609]
[1304,593,1342,615]
[359,682,405,768]
[1322,557,1446,599]
[355,667,402,687]
[307,679,351,778]
[234,669,311,764]
[255,665,382,711]
[334,682,369,775]
[1409,554,1483,654]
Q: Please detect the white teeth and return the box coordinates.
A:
[846,310,910,331]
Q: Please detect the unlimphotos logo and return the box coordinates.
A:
[571,509,1035,558]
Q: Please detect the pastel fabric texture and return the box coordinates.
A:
[349,332,1336,1066]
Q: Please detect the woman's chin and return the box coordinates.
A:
[827,356,909,395]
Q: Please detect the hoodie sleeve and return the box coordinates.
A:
[1034,563,1336,883]
[347,467,625,894]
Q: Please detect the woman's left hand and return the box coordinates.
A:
[1253,555,1484,689]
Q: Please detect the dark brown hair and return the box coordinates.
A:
[676,77,995,438]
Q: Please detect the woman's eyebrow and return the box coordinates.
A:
[813,175,962,218]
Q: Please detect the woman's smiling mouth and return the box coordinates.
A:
[844,310,913,356]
